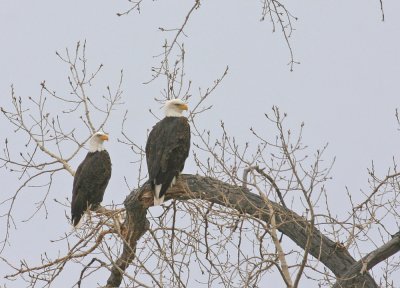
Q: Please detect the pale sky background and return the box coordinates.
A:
[1,0,400,287]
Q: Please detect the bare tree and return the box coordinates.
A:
[1,2,397,288]
[1,41,399,287]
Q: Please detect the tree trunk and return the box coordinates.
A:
[107,174,389,287]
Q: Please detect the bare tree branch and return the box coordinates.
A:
[107,174,383,287]
[333,232,400,287]
[379,0,385,21]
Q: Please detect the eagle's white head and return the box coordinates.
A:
[164,98,189,117]
[89,131,109,152]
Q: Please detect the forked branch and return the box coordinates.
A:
[107,174,382,287]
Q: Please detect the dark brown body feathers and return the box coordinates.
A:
[71,150,111,226]
[146,117,190,200]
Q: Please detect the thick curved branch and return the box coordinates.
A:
[333,232,400,288]
[107,174,381,287]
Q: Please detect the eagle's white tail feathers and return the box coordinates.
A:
[155,183,162,198]
[154,194,165,206]
[72,215,84,230]
[153,177,177,206]
[154,184,164,205]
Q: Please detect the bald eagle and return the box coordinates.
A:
[71,132,112,227]
[146,99,191,205]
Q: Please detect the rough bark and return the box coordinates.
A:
[333,233,400,288]
[105,190,149,287]
[105,174,393,287]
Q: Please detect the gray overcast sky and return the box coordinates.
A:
[1,0,399,287]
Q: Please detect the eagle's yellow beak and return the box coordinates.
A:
[179,103,189,111]
[100,134,109,141]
